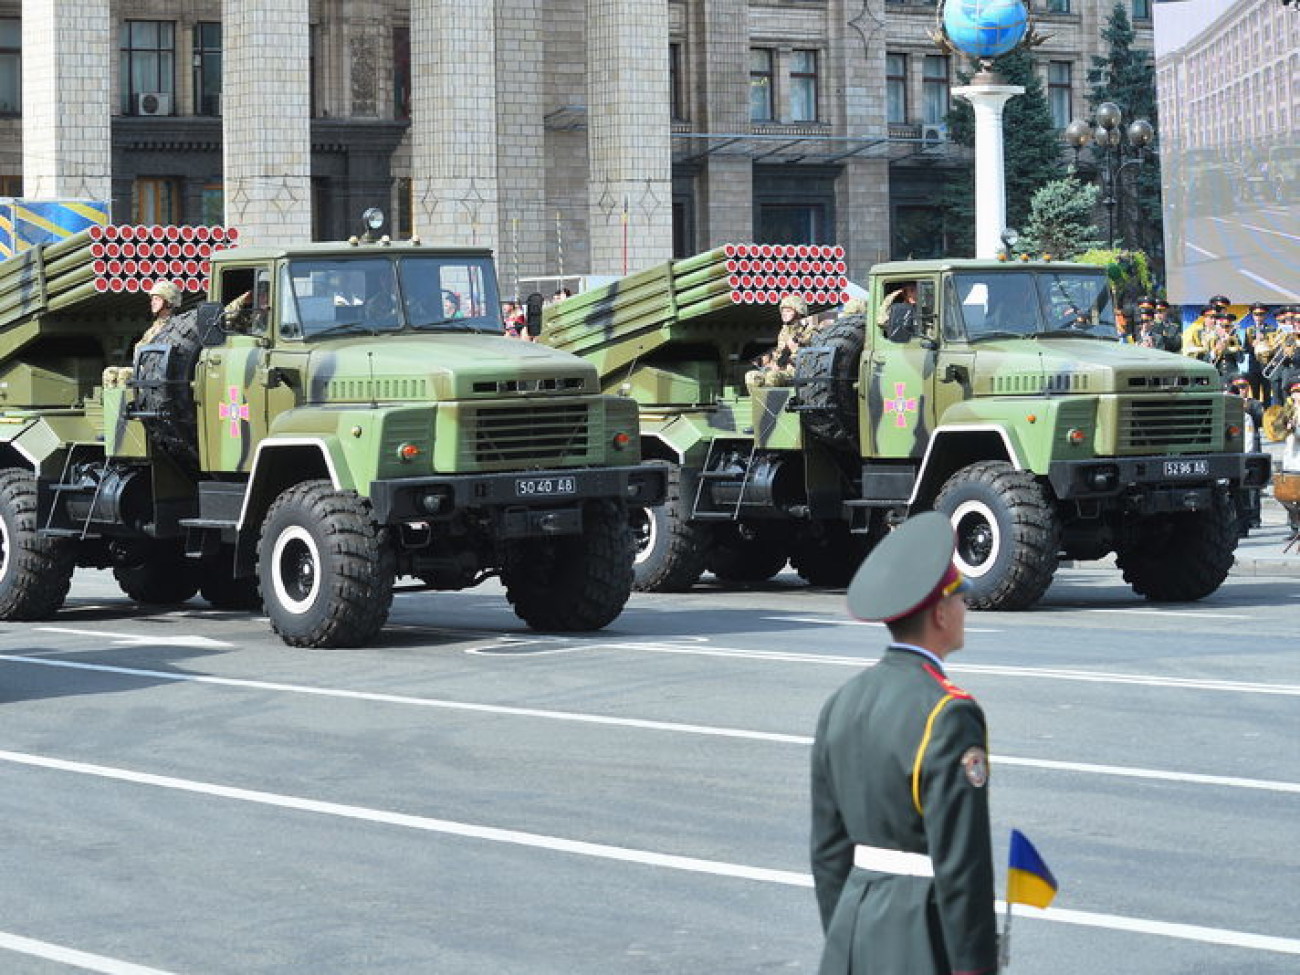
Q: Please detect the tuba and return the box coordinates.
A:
[1263,405,1290,443]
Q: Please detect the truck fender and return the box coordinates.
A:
[234,437,348,574]
[909,425,1022,507]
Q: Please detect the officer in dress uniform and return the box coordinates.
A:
[811,512,998,975]
[1153,298,1184,354]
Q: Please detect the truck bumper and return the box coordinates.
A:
[1047,451,1272,509]
[367,463,667,534]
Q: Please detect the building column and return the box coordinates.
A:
[222,0,312,244]
[496,0,546,298]
[587,0,672,274]
[410,0,499,251]
[692,0,752,246]
[21,0,112,202]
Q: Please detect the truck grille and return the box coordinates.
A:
[1118,399,1215,450]
[473,403,593,465]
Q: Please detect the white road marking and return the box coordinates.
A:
[1086,608,1253,620]
[1184,242,1220,259]
[1239,270,1300,301]
[2,655,1298,795]
[766,615,1003,633]
[0,930,179,974]
[0,747,1297,957]
[37,627,233,650]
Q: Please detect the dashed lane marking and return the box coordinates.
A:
[0,747,1297,957]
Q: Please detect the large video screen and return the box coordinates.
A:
[1155,0,1299,305]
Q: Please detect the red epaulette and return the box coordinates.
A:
[922,661,972,700]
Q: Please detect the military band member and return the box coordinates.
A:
[1181,305,1218,362]
[811,512,997,975]
[1153,298,1184,353]
[1270,312,1300,407]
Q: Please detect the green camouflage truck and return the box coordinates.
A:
[541,250,1271,610]
[0,212,663,646]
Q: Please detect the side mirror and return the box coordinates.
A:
[917,281,938,333]
[195,302,227,346]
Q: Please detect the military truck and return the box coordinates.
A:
[542,250,1271,610]
[0,211,663,647]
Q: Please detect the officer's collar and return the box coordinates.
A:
[887,642,945,673]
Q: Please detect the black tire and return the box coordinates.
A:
[133,309,203,473]
[793,315,865,450]
[933,460,1060,610]
[707,524,788,582]
[257,480,395,647]
[114,541,199,605]
[630,464,709,593]
[790,521,872,587]
[200,569,263,611]
[1116,489,1237,602]
[0,469,75,620]
[503,499,634,631]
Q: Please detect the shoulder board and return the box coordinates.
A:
[922,661,972,700]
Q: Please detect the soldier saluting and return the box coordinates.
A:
[811,512,998,975]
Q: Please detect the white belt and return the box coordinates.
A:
[853,844,935,878]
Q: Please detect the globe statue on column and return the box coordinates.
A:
[930,0,1044,71]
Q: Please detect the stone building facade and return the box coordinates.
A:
[0,0,1151,287]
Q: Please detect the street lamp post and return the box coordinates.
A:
[1063,102,1155,249]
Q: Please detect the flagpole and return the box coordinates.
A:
[1000,900,1013,969]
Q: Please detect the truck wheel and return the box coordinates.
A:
[707,525,788,583]
[132,310,203,473]
[630,464,708,593]
[790,522,871,587]
[1116,490,1237,602]
[257,480,395,647]
[114,542,199,605]
[793,315,865,450]
[0,469,75,620]
[933,461,1060,610]
[503,499,634,631]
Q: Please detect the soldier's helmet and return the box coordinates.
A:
[148,280,183,309]
[842,297,868,316]
[779,294,808,316]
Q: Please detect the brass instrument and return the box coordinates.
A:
[1263,332,1297,381]
[1263,405,1289,443]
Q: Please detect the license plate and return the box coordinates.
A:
[1163,459,1209,477]
[515,475,578,497]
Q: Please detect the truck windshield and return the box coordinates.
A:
[284,256,504,340]
[951,270,1115,341]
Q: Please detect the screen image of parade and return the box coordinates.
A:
[1154,0,1299,305]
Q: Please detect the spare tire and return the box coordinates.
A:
[132,309,203,472]
[793,315,865,450]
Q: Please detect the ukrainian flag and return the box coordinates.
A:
[1006,829,1058,909]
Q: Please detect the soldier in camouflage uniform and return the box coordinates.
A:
[811,512,998,975]
[102,280,185,389]
[746,294,819,389]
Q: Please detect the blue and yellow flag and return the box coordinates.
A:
[1007,829,1057,909]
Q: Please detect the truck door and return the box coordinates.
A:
[199,266,272,472]
[864,277,939,459]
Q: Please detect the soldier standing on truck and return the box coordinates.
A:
[746,294,817,389]
[102,279,186,389]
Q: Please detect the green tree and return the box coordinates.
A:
[1085,1,1163,275]
[943,48,1066,257]
[1018,178,1104,258]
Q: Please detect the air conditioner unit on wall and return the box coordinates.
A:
[921,123,948,148]
[135,92,171,117]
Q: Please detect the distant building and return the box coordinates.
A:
[0,0,1152,287]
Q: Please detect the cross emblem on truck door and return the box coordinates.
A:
[219,385,250,437]
[884,382,917,428]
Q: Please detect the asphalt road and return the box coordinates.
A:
[0,547,1298,974]
[1172,201,1300,303]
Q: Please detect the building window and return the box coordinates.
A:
[790,50,818,122]
[134,178,181,224]
[922,55,950,125]
[0,175,21,196]
[1044,0,1071,13]
[1048,61,1071,129]
[886,54,908,125]
[750,48,774,122]
[1132,0,1151,19]
[0,19,18,115]
[757,203,825,245]
[120,21,176,115]
[193,22,221,116]
[394,26,410,120]
[670,43,686,122]
[201,183,223,226]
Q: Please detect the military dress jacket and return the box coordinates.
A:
[811,647,998,975]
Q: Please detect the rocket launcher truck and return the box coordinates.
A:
[0,211,664,647]
[541,247,1271,610]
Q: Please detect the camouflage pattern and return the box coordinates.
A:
[542,251,1272,609]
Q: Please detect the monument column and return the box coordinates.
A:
[22,1,112,202]
[954,77,1023,259]
[586,0,672,275]
[222,0,312,244]
[410,0,499,251]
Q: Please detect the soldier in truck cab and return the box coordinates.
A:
[878,282,918,342]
